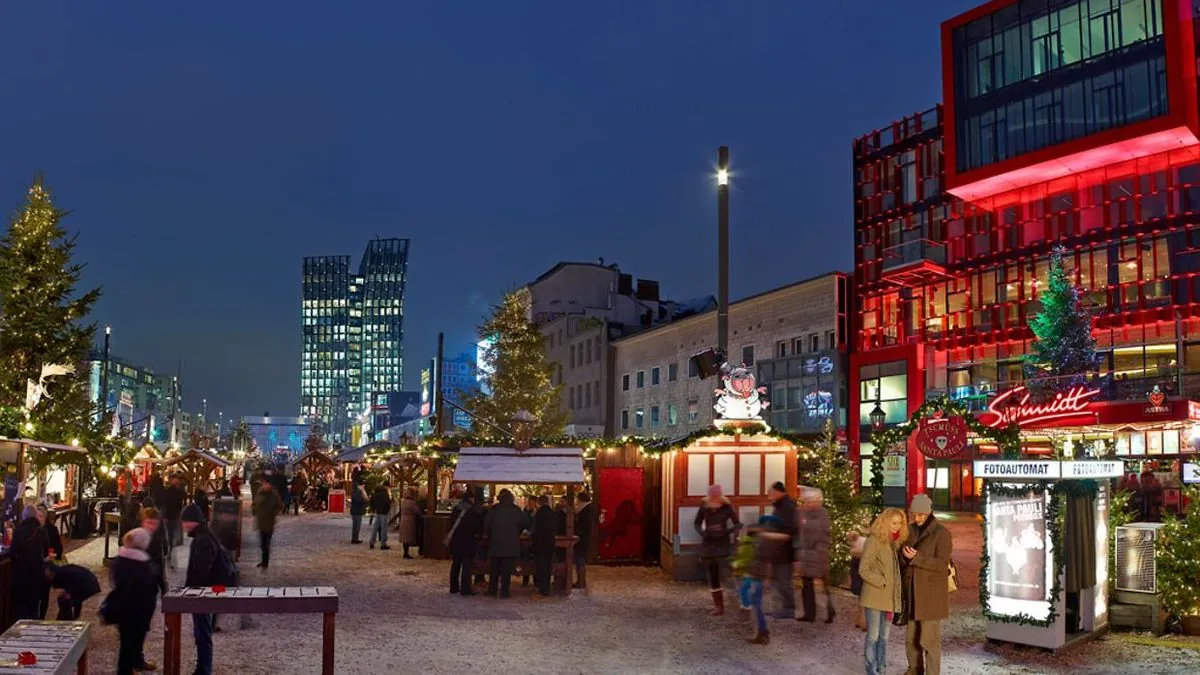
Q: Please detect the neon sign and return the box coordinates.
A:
[983,385,1099,428]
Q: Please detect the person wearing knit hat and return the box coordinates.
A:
[111,526,162,675]
[182,499,221,675]
[180,502,205,525]
[899,493,953,675]
[694,484,740,617]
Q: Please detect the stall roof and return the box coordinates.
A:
[290,448,336,468]
[453,447,585,485]
[335,440,392,464]
[161,448,229,467]
[1,437,88,454]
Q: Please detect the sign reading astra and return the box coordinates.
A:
[982,385,1100,429]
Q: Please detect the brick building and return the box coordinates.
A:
[611,272,849,438]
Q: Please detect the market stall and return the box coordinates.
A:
[160,448,228,492]
[292,448,336,482]
[976,458,1123,651]
[130,442,163,491]
[453,444,587,595]
[658,420,798,581]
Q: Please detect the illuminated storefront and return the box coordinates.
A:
[850,0,1200,507]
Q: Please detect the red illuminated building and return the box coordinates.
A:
[850,0,1200,509]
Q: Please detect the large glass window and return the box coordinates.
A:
[859,362,908,427]
[953,0,1166,173]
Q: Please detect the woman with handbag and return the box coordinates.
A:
[107,528,161,675]
[859,508,905,675]
[447,493,482,595]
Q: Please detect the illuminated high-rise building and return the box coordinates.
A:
[301,238,409,441]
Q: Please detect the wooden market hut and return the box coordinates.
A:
[658,420,798,581]
[453,445,588,595]
[130,442,163,490]
[291,448,336,482]
[160,448,229,492]
[377,452,431,495]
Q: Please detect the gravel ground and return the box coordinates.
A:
[59,510,1200,674]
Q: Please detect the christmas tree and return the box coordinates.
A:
[1024,245,1096,396]
[463,291,566,438]
[0,177,100,445]
[806,418,869,584]
[1157,486,1200,622]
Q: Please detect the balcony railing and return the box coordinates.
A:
[882,238,946,272]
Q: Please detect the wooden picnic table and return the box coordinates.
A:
[0,620,91,674]
[161,587,338,675]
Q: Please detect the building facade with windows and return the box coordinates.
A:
[523,261,710,437]
[612,273,849,438]
[301,238,409,441]
[851,0,1200,510]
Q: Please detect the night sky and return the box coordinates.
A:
[0,1,973,420]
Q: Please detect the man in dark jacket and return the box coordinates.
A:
[162,476,187,551]
[900,494,953,675]
[349,483,368,544]
[448,493,482,595]
[532,495,557,597]
[141,506,169,595]
[45,563,101,620]
[574,493,595,590]
[10,506,50,620]
[369,483,392,550]
[766,481,797,619]
[483,489,523,598]
[182,503,220,675]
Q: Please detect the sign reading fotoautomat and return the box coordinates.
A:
[1060,461,1124,479]
[974,460,1061,480]
[974,460,1125,480]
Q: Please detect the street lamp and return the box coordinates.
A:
[869,400,887,431]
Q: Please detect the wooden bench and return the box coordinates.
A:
[0,620,91,674]
[161,587,338,675]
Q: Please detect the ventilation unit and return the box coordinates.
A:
[1115,523,1166,594]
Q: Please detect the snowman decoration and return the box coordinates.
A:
[713,363,769,420]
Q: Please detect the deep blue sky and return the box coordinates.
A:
[0,1,973,420]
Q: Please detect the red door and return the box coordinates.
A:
[597,467,645,562]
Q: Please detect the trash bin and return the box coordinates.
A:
[327,489,345,514]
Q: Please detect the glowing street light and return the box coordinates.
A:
[716,168,729,186]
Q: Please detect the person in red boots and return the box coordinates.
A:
[693,484,741,616]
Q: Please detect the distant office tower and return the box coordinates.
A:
[301,239,409,441]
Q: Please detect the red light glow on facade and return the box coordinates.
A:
[980,385,1100,429]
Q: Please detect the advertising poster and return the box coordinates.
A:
[989,491,1048,602]
[597,467,644,561]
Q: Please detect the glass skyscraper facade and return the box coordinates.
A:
[301,239,409,441]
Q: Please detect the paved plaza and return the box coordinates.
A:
[61,512,1200,674]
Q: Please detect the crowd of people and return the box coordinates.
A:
[696,482,954,675]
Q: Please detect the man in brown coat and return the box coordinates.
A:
[900,493,952,675]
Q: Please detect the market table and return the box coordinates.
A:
[0,620,91,674]
[161,587,338,675]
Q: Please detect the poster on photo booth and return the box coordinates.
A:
[989,490,1048,602]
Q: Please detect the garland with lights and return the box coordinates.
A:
[868,396,1022,512]
[977,479,1098,627]
[1157,485,1200,625]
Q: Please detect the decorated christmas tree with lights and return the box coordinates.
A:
[807,418,868,584]
[1024,245,1097,397]
[463,291,566,438]
[0,177,100,443]
[1157,486,1200,625]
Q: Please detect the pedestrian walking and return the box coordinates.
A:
[140,506,169,597]
[193,486,212,522]
[735,514,783,645]
[448,492,483,596]
[229,474,242,499]
[693,484,740,616]
[369,482,393,550]
[483,489,523,598]
[531,495,556,598]
[795,486,833,623]
[182,503,222,675]
[349,482,368,544]
[10,505,50,621]
[252,479,284,569]
[900,494,953,675]
[860,508,905,675]
[45,562,100,620]
[573,493,595,591]
[398,488,422,558]
[162,476,186,553]
[107,528,161,675]
[764,481,797,619]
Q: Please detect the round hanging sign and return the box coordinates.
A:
[914,415,969,459]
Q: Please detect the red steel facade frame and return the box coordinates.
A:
[851,0,1200,507]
